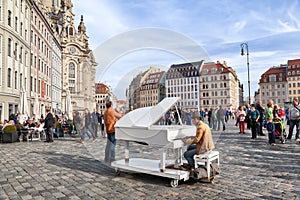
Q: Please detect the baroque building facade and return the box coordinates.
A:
[287,59,300,102]
[199,61,240,111]
[43,0,97,112]
[0,0,32,121]
[257,65,288,108]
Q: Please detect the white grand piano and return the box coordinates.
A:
[111,97,196,187]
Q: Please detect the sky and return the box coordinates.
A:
[72,0,300,100]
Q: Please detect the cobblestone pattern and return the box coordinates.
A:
[0,121,299,199]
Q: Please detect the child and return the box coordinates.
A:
[266,117,276,146]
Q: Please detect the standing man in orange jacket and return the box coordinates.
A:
[103,101,122,164]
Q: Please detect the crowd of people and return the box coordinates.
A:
[235,99,300,145]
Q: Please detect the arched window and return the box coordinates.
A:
[69,27,74,36]
[69,62,75,78]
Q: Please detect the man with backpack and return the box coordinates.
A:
[288,98,300,142]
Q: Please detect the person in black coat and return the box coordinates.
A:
[43,106,55,142]
[255,100,265,136]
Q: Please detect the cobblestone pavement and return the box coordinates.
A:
[0,120,299,200]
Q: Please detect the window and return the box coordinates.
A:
[20,22,23,36]
[34,78,36,92]
[15,17,18,31]
[8,10,12,26]
[69,27,74,35]
[69,80,75,93]
[20,47,23,62]
[15,71,17,89]
[30,76,33,92]
[7,68,11,87]
[20,73,22,89]
[8,38,12,56]
[269,75,276,82]
[38,80,40,93]
[14,43,18,60]
[69,63,75,78]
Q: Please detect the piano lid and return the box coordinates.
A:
[115,97,179,128]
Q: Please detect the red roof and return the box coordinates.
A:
[288,59,300,66]
[201,62,231,74]
[95,83,108,94]
[259,66,287,84]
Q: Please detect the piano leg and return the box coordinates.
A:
[160,149,166,172]
[174,147,182,168]
[125,141,129,163]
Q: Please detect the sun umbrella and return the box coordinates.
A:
[65,89,73,120]
[32,94,40,119]
[18,86,28,123]
[18,86,28,115]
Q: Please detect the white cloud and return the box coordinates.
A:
[73,0,129,49]
[72,0,300,99]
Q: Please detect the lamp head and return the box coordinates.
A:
[241,47,244,56]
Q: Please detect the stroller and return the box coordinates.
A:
[273,118,287,144]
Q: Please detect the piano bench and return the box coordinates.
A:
[193,151,220,179]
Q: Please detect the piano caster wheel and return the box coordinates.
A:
[170,179,179,188]
[115,169,120,176]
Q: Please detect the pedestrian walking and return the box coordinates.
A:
[99,111,105,137]
[79,108,96,143]
[217,105,226,131]
[91,108,99,137]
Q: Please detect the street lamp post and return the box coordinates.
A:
[240,43,251,104]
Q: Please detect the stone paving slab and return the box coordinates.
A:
[0,121,299,199]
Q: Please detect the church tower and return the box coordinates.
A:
[44,0,97,112]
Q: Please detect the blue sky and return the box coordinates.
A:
[73,0,300,100]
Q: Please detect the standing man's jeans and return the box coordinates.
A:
[288,119,300,139]
[217,118,226,131]
[267,122,275,144]
[45,127,54,142]
[92,123,98,137]
[184,144,196,168]
[105,132,116,163]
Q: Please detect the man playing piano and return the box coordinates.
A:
[182,111,215,174]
